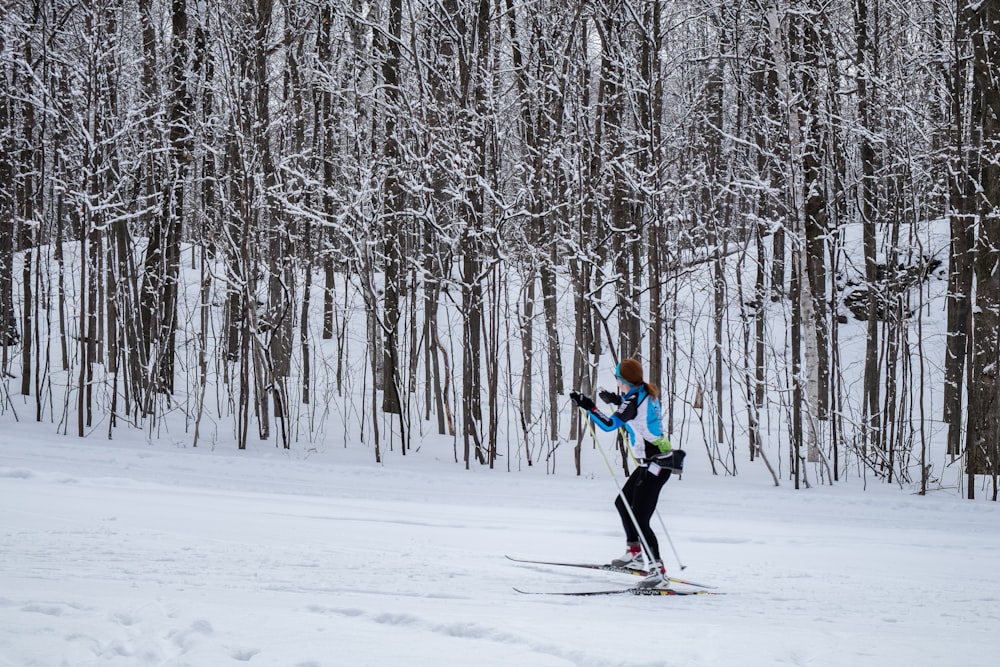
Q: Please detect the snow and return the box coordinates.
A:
[2,417,998,667]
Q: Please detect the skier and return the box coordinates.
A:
[569,358,684,589]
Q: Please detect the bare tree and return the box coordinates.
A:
[964,0,1000,497]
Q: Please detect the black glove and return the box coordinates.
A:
[598,389,622,406]
[569,391,596,412]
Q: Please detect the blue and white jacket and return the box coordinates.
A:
[586,385,666,463]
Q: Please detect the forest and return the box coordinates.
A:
[0,0,998,499]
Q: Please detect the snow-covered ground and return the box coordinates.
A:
[2,416,997,667]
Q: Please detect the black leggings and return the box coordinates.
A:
[615,465,671,561]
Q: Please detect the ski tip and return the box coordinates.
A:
[668,578,718,590]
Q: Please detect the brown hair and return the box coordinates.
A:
[617,358,659,399]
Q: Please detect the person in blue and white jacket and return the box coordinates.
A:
[570,358,684,589]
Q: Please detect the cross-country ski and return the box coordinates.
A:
[513,587,721,597]
[505,555,718,589]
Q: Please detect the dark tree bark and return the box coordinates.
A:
[853,0,884,460]
[380,0,404,417]
[138,0,188,401]
[0,87,16,350]
[964,0,1000,493]
[942,0,975,462]
[800,52,831,427]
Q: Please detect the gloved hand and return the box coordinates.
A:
[598,389,622,406]
[569,391,596,412]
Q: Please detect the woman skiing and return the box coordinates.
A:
[569,358,684,589]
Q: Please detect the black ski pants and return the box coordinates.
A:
[615,465,671,562]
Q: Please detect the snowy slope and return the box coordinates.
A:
[2,415,998,667]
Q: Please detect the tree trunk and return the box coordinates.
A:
[0,73,18,351]
[964,0,1000,490]
[853,0,883,461]
[381,0,403,417]
[798,2,829,460]
[766,0,818,484]
[942,0,975,461]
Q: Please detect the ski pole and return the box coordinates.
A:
[653,506,686,570]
